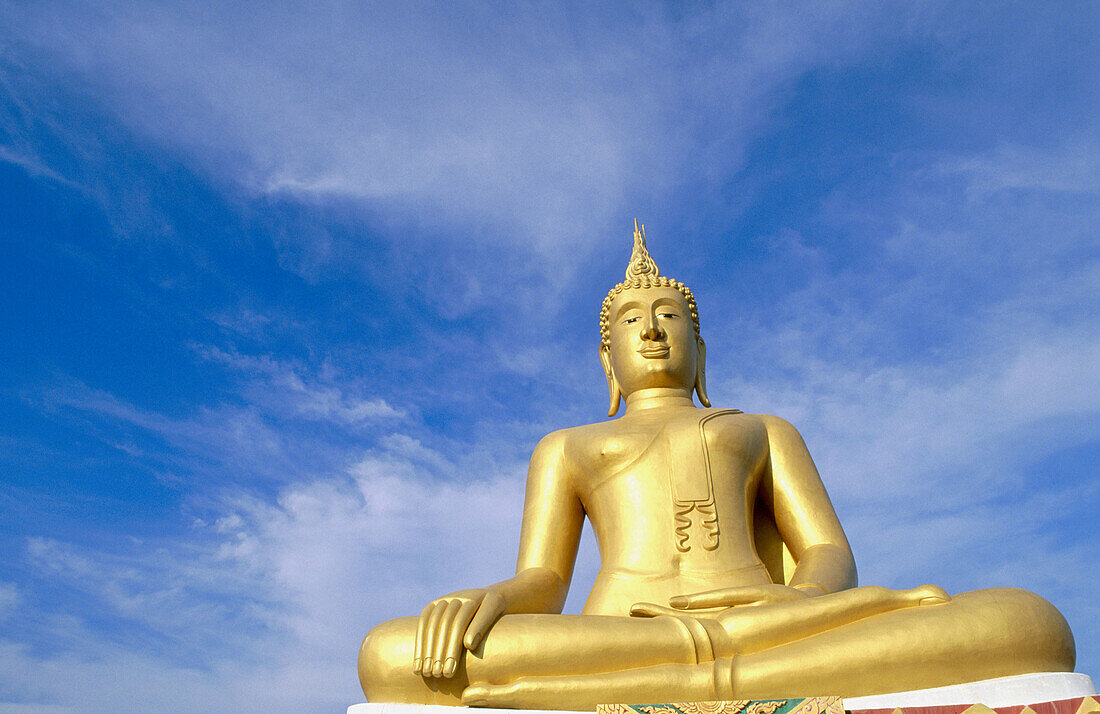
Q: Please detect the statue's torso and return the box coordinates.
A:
[565,408,773,615]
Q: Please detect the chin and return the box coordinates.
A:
[648,359,691,378]
[628,365,692,390]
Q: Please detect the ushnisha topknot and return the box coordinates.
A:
[599,219,700,347]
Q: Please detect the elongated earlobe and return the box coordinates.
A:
[600,344,622,417]
[695,337,711,408]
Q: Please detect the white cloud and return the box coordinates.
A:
[29,379,307,486]
[0,1,921,271]
[219,450,528,646]
[5,434,536,712]
[0,146,77,189]
[196,344,405,425]
[0,634,359,713]
[940,137,1100,197]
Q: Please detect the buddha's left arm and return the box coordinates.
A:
[759,414,857,594]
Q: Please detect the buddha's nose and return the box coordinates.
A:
[640,313,665,341]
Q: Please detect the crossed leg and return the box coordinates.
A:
[360,586,1074,710]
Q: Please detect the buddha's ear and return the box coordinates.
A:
[695,337,711,408]
[599,343,622,417]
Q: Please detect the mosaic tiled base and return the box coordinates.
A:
[596,696,1099,714]
[598,697,844,714]
[847,695,1100,714]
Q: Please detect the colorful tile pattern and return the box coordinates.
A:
[597,695,1099,714]
[598,697,844,714]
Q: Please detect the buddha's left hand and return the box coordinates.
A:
[630,583,810,618]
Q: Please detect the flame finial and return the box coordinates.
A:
[626,218,660,281]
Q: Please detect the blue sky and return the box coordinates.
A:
[1,2,1098,711]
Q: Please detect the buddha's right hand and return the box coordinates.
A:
[414,588,506,679]
[630,583,810,618]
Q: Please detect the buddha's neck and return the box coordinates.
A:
[623,388,697,415]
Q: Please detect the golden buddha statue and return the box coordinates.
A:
[358,221,1075,710]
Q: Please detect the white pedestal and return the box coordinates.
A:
[843,672,1096,709]
[348,672,1097,714]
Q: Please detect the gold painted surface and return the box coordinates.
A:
[358,221,1076,709]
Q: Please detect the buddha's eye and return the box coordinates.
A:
[658,312,678,319]
[622,316,641,325]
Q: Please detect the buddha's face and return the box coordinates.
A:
[603,285,701,397]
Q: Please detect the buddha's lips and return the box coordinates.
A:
[637,344,670,358]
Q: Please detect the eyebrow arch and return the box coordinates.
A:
[653,298,685,311]
[614,300,642,320]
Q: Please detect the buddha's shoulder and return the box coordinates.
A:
[731,413,814,450]
[532,419,619,449]
[691,410,810,442]
[688,412,808,458]
[695,408,770,434]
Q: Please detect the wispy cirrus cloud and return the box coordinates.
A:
[27,379,308,487]
[195,345,405,425]
[940,137,1100,198]
[0,2,942,270]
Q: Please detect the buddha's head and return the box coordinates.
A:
[599,220,710,416]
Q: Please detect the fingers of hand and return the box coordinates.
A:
[427,598,462,677]
[669,586,764,609]
[670,584,809,609]
[464,591,505,651]
[413,602,434,674]
[462,680,524,708]
[438,599,478,678]
[418,601,447,677]
[629,601,681,618]
[461,684,492,707]
[914,584,950,606]
[415,590,504,678]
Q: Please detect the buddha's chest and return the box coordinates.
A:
[574,411,769,549]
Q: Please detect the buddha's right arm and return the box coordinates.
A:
[759,414,857,595]
[415,430,584,678]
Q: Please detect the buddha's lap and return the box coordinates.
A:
[359,587,1074,692]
